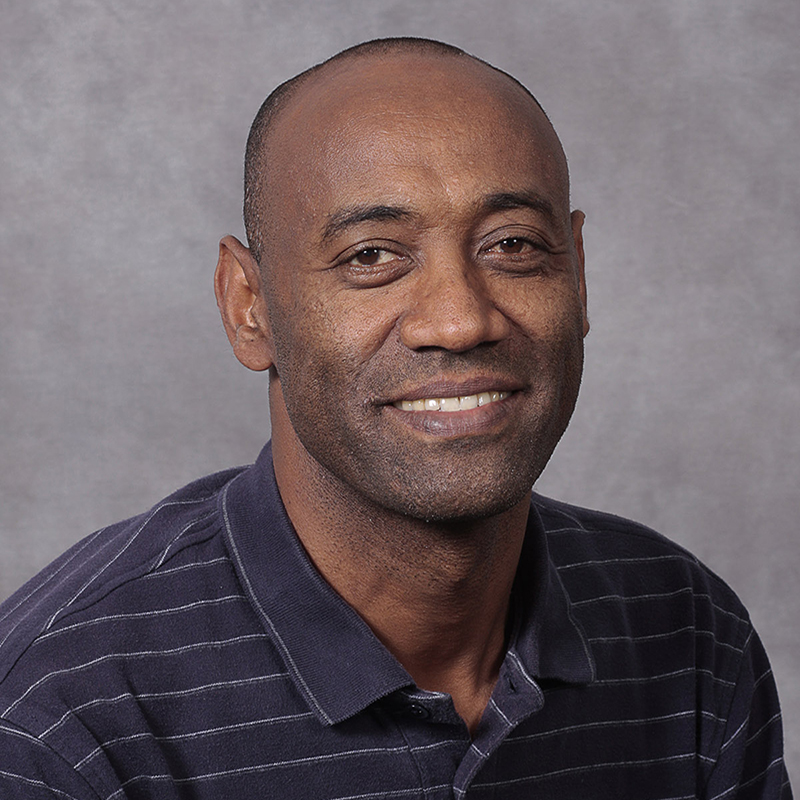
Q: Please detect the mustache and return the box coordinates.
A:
[362,342,546,404]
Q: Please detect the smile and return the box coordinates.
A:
[393,391,511,412]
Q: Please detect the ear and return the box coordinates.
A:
[570,210,590,337]
[214,235,274,371]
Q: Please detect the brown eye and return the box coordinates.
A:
[497,238,526,254]
[341,246,409,288]
[352,248,385,266]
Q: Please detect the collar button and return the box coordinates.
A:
[407,703,430,719]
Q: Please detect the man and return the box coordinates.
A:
[0,37,790,799]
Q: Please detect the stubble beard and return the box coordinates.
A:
[277,339,583,526]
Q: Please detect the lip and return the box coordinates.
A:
[379,375,524,438]
[380,375,525,405]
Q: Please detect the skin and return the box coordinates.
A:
[215,51,588,734]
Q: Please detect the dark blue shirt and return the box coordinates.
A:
[0,444,791,798]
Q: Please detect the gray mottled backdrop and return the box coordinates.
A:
[2,0,798,774]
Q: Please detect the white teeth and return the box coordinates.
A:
[395,391,510,412]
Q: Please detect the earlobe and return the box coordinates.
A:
[570,210,590,337]
[214,235,275,371]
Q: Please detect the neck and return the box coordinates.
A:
[270,401,530,734]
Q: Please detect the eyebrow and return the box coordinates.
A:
[321,204,416,244]
[481,191,558,222]
[320,191,559,245]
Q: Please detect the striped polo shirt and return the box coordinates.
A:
[0,443,791,799]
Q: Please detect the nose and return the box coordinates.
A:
[398,256,510,352]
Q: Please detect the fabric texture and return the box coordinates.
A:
[0,443,791,799]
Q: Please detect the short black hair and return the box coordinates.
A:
[243,37,547,266]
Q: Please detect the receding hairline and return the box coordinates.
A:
[243,38,560,265]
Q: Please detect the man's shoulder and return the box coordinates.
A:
[535,491,712,564]
[0,465,249,686]
[0,460,291,796]
[532,492,748,623]
[527,498,789,799]
[534,492,690,548]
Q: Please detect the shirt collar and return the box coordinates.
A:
[508,500,596,685]
[221,443,593,726]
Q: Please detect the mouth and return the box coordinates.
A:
[392,391,511,413]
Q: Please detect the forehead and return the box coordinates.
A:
[260,54,569,233]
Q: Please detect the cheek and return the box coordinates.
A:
[270,284,398,390]
[498,278,585,344]
[332,296,397,358]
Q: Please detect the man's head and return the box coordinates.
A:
[215,37,588,522]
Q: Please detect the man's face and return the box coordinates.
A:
[256,54,588,521]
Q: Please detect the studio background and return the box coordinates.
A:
[2,0,798,775]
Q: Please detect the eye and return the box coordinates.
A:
[338,244,411,288]
[490,237,533,254]
[348,247,394,267]
[481,231,555,276]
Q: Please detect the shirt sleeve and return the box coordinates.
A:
[703,628,793,800]
[0,719,103,800]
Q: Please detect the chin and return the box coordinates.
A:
[370,462,540,524]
